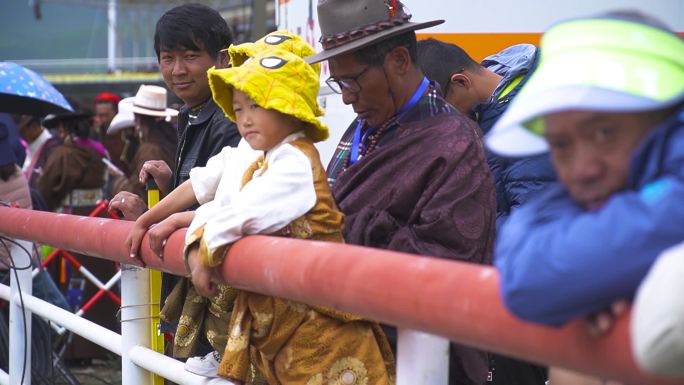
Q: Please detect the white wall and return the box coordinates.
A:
[411,0,683,33]
[276,0,684,165]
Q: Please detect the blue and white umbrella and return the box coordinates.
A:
[0,62,73,116]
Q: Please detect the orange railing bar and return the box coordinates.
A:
[0,206,681,385]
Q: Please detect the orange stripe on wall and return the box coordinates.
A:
[417,33,542,62]
[418,32,684,62]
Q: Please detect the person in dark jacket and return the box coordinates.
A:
[111,85,178,202]
[417,39,556,227]
[417,39,552,385]
[0,122,71,378]
[108,2,240,366]
[309,1,496,384]
[93,92,130,176]
[14,114,61,190]
[487,11,684,385]
[37,112,120,361]
[38,112,107,213]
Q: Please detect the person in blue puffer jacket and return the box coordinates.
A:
[488,12,684,384]
[417,40,556,227]
[487,11,684,329]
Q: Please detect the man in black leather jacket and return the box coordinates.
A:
[109,2,240,361]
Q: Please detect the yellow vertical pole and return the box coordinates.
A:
[147,178,164,385]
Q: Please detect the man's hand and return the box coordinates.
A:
[109,192,147,220]
[139,160,173,196]
[187,245,219,298]
[585,300,629,337]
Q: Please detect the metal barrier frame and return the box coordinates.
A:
[0,207,682,385]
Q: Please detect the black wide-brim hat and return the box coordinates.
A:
[42,112,91,129]
[306,0,443,64]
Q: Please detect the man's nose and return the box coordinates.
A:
[172,59,188,76]
[341,88,357,105]
[571,148,604,184]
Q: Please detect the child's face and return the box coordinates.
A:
[232,89,301,151]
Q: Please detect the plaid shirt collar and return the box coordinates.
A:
[327,82,456,185]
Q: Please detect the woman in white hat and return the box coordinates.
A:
[111,85,178,202]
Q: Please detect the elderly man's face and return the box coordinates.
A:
[544,110,662,210]
[328,52,397,127]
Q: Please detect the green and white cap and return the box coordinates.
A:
[486,16,684,157]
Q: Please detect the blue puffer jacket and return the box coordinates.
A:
[496,106,684,326]
[474,44,556,227]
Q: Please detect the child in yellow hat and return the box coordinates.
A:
[228,30,320,70]
[128,48,394,384]
[147,30,340,375]
[154,30,328,365]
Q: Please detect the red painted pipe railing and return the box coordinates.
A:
[1,206,682,385]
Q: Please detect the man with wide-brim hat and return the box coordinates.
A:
[309,1,496,383]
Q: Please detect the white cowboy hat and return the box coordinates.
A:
[130,84,178,118]
[107,96,135,134]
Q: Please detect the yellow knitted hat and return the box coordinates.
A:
[209,50,329,142]
[228,30,321,76]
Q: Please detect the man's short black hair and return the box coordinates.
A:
[416,38,480,92]
[353,31,418,67]
[154,3,233,61]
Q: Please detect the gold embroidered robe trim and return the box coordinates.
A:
[185,224,232,268]
[160,277,238,357]
[215,138,394,385]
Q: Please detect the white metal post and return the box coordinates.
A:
[107,0,117,72]
[396,328,450,385]
[120,264,151,384]
[0,368,8,385]
[8,239,33,385]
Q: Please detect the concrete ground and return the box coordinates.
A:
[66,358,122,385]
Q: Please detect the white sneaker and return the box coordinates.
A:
[185,350,221,377]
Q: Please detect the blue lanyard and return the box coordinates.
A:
[349,77,430,166]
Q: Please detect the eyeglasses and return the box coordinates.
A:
[325,65,372,94]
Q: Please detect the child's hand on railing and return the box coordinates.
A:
[148,217,176,260]
[186,244,219,298]
[147,212,195,259]
[127,213,152,266]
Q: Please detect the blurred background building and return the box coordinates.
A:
[1,0,277,107]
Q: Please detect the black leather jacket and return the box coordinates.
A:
[173,99,241,188]
[161,98,240,335]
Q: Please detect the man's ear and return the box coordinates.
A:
[449,73,472,90]
[385,46,412,75]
